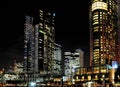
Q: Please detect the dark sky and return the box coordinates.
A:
[0,0,90,69]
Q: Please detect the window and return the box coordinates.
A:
[93,0,102,3]
[93,26,99,32]
[94,38,99,47]
[100,26,103,31]
[92,1,107,11]
[93,67,99,73]
[88,75,91,80]
[92,12,99,25]
[101,66,107,73]
[93,49,100,59]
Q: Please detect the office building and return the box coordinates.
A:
[38,10,55,75]
[34,24,39,73]
[90,0,119,66]
[72,0,120,86]
[24,15,34,73]
[64,49,84,76]
[116,0,120,63]
[53,43,62,75]
[76,49,84,67]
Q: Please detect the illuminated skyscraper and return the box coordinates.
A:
[116,0,120,63]
[24,15,34,73]
[38,10,55,75]
[90,0,119,66]
[34,24,39,73]
[53,43,62,75]
[64,49,84,76]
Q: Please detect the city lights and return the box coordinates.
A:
[92,2,107,11]
[29,82,36,87]
[0,0,120,86]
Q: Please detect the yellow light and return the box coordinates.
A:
[88,75,91,80]
[92,2,107,11]
[102,75,105,78]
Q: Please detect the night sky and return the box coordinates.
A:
[0,0,90,69]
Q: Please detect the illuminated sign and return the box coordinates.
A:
[92,2,107,11]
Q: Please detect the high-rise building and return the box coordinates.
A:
[76,49,84,67]
[24,10,55,73]
[53,43,62,75]
[34,24,39,73]
[64,51,72,76]
[24,15,34,73]
[90,0,119,66]
[24,15,36,83]
[38,10,55,75]
[116,0,120,63]
[23,10,56,84]
[64,49,84,76]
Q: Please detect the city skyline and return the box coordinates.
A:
[0,0,90,69]
[0,0,120,86]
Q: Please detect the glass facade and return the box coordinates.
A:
[39,10,55,74]
[64,49,84,76]
[90,0,118,66]
[74,65,109,82]
[24,15,34,73]
[53,43,62,75]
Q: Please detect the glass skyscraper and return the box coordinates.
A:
[90,0,119,66]
[38,10,55,75]
[24,15,34,73]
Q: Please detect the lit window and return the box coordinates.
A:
[88,75,91,80]
[82,76,84,80]
[100,26,103,31]
[94,67,99,73]
[93,21,99,25]
[93,14,98,20]
[101,66,107,73]
[76,76,79,80]
[94,39,99,47]
[92,2,108,11]
[93,49,99,59]
[93,0,102,3]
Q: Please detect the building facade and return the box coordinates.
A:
[24,15,34,73]
[76,49,84,67]
[90,0,118,66]
[38,10,55,75]
[71,0,120,86]
[53,43,62,75]
[116,0,120,63]
[64,49,84,76]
